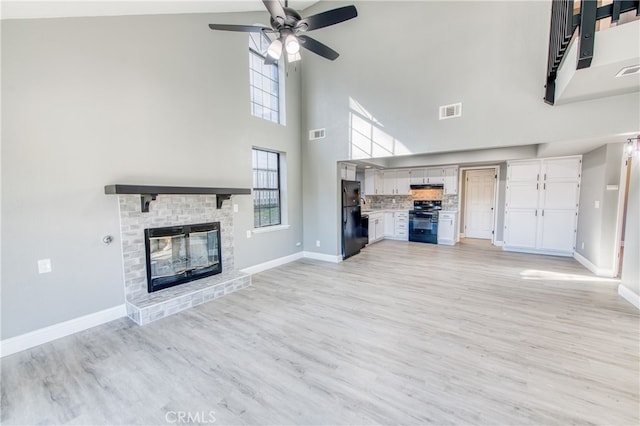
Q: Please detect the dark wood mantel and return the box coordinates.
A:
[104,184,251,212]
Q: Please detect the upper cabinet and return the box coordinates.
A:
[382,170,410,195]
[364,169,382,196]
[410,167,445,185]
[340,163,357,181]
[444,166,458,195]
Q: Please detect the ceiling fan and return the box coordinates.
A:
[208,0,357,63]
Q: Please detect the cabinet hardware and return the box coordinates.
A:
[542,210,545,216]
[535,210,537,216]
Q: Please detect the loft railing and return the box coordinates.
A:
[544,0,640,105]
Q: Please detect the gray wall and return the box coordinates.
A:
[576,143,624,273]
[1,13,303,339]
[301,1,640,256]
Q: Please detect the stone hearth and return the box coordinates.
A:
[116,194,250,325]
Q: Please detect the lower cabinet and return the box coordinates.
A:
[367,212,384,244]
[438,212,457,245]
[384,211,409,241]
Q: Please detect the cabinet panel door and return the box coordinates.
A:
[383,212,395,236]
[396,170,411,194]
[444,167,458,195]
[539,210,576,252]
[543,157,581,181]
[364,170,376,196]
[383,171,396,195]
[542,181,579,210]
[438,214,455,241]
[504,210,538,249]
[375,216,385,241]
[506,182,539,209]
[410,169,425,185]
[427,168,445,184]
[508,161,541,182]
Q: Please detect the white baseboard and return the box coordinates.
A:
[493,240,504,247]
[0,304,127,358]
[240,252,304,275]
[618,284,640,310]
[574,252,616,277]
[302,251,342,263]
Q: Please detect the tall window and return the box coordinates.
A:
[249,32,280,124]
[252,148,281,228]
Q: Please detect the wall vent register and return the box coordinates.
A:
[145,222,222,293]
[439,103,462,120]
[309,128,326,140]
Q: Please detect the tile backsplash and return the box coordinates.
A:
[364,194,459,211]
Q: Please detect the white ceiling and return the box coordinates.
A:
[1,1,319,20]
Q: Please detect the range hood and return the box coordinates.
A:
[410,184,444,190]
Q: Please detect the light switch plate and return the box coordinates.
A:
[595,200,600,209]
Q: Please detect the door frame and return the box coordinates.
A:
[613,150,632,278]
[459,165,500,245]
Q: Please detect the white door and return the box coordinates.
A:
[538,210,577,252]
[464,169,496,239]
[504,210,538,249]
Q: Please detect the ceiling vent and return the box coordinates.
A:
[439,103,462,120]
[309,128,326,140]
[616,65,640,78]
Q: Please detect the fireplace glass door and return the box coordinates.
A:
[145,222,222,293]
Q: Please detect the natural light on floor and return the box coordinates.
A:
[520,269,620,283]
[349,97,411,159]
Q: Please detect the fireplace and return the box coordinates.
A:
[144,222,222,293]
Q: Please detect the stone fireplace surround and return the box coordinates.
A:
[117,194,250,325]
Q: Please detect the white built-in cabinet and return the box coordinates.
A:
[410,167,446,185]
[382,170,410,195]
[503,156,581,256]
[364,169,382,195]
[438,211,457,245]
[444,167,458,195]
[383,211,409,240]
[367,212,384,244]
[340,163,357,181]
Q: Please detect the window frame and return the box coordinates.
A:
[248,32,284,125]
[252,148,282,229]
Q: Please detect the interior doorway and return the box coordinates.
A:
[614,150,633,278]
[462,168,498,241]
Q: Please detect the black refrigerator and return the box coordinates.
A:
[341,180,362,259]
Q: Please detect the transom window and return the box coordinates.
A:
[252,148,281,228]
[249,32,280,124]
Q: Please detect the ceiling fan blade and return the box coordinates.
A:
[298,35,339,61]
[264,55,278,65]
[298,5,357,32]
[208,24,272,33]
[262,0,286,25]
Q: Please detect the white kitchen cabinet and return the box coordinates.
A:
[410,167,445,185]
[383,211,395,236]
[382,170,410,195]
[364,169,382,196]
[367,212,384,244]
[426,168,445,184]
[410,168,426,185]
[444,166,459,195]
[383,210,409,240]
[438,212,457,245]
[340,163,357,181]
[503,156,581,256]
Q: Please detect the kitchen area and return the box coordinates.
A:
[340,161,460,260]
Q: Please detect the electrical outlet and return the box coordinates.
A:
[316,240,320,247]
[594,200,600,209]
[233,204,239,213]
[38,259,52,274]
[246,230,252,239]
[581,242,585,249]
[392,199,396,203]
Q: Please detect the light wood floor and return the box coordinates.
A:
[2,239,638,425]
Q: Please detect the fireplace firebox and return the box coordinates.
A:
[144,222,222,293]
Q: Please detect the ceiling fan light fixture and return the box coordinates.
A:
[285,35,300,55]
[267,39,283,59]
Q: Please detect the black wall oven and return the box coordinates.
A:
[409,200,441,244]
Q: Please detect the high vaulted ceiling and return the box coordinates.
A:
[1,1,319,20]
